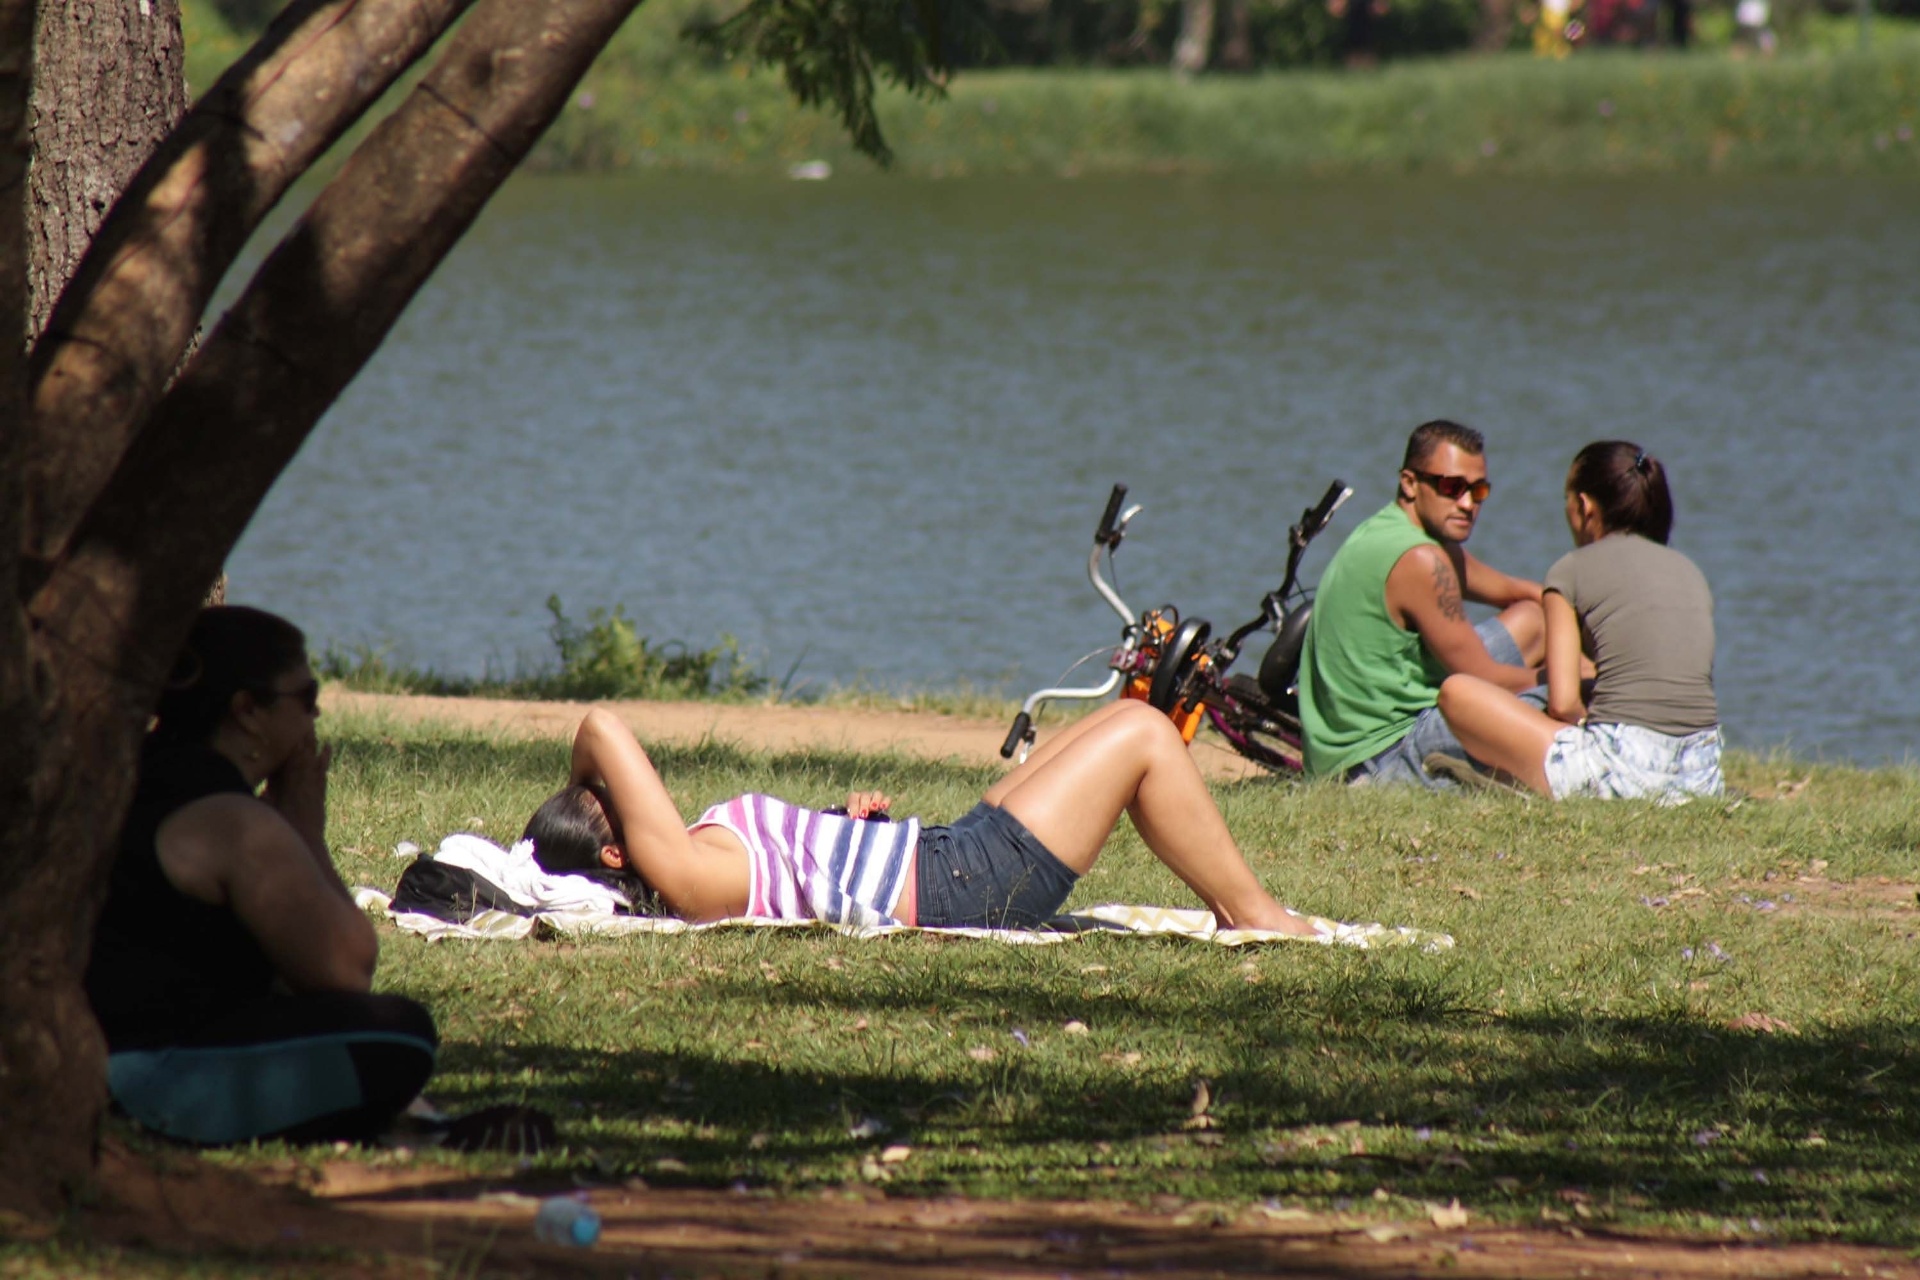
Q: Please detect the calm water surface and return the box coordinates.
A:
[227,175,1920,765]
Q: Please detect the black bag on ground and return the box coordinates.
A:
[390,856,530,923]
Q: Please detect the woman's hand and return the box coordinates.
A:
[263,728,330,857]
[843,790,893,819]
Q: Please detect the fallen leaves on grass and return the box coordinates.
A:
[967,1046,997,1063]
[1727,1012,1796,1034]
[1428,1199,1470,1229]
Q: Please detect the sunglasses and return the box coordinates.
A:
[1410,469,1492,503]
[256,679,321,715]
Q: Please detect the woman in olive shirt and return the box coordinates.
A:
[1436,441,1722,801]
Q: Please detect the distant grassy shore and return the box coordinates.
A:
[186,2,1920,176]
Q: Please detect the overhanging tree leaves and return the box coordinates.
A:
[690,0,992,165]
[0,0,975,1219]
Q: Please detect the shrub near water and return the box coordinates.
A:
[303,713,1920,1245]
[319,596,767,701]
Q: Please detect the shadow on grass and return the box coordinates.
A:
[420,966,1919,1242]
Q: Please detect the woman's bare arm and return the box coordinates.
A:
[569,708,748,920]
[156,796,378,993]
[1543,591,1587,725]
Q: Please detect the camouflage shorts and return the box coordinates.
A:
[1544,721,1723,803]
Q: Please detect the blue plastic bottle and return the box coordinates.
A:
[533,1195,601,1247]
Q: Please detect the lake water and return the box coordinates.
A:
[226,174,1920,766]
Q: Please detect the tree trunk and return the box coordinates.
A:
[1172,0,1216,75]
[2,0,640,1218]
[1218,0,1254,70]
[26,0,476,581]
[1476,0,1515,49]
[26,0,185,341]
[0,0,184,1219]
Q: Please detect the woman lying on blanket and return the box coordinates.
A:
[523,701,1321,935]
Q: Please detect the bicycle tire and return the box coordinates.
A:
[1205,687,1305,774]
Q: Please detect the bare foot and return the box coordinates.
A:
[1221,903,1323,937]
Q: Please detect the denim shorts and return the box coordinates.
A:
[1544,721,1724,803]
[915,803,1079,929]
[1347,616,1544,791]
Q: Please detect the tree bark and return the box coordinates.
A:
[25,0,476,581]
[2,0,635,1219]
[26,0,186,341]
[0,0,183,1220]
[1171,0,1216,75]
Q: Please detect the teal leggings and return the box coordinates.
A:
[108,992,437,1146]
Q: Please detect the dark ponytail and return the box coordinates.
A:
[521,783,658,909]
[153,606,309,745]
[1566,440,1674,545]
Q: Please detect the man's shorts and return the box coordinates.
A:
[1544,721,1724,802]
[1345,616,1544,791]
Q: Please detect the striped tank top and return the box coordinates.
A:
[690,795,921,927]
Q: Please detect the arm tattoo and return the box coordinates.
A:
[1431,554,1467,622]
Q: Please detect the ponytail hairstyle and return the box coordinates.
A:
[1566,440,1674,545]
[153,606,309,745]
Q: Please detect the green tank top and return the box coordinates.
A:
[1299,502,1450,777]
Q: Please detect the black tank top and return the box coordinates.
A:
[84,740,277,1050]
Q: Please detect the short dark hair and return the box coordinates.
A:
[1567,440,1674,544]
[1402,420,1486,472]
[153,606,308,744]
[521,784,617,874]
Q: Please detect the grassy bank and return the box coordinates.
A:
[191,710,1920,1245]
[185,1,1920,177]
[537,42,1920,176]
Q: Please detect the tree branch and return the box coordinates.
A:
[22,0,475,579]
[30,0,643,680]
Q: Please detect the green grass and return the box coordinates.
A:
[184,0,1920,176]
[197,710,1920,1244]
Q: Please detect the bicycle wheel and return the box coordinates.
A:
[1207,686,1305,774]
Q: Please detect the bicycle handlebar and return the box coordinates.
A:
[1000,711,1033,760]
[1095,483,1129,546]
[1300,479,1352,544]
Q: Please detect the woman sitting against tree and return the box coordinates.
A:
[523,701,1324,935]
[1436,440,1722,801]
[85,606,437,1145]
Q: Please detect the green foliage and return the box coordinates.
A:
[542,595,765,700]
[316,598,766,702]
[687,0,998,163]
[296,717,1920,1242]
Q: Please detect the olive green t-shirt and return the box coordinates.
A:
[1299,503,1449,777]
[1543,533,1718,736]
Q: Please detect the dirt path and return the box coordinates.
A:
[81,1141,1919,1279]
[324,689,1272,781]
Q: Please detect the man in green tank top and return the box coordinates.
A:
[1299,421,1547,787]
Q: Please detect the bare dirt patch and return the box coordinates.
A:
[68,1141,1920,1279]
[324,689,1270,781]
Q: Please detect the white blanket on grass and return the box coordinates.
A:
[355,835,1453,954]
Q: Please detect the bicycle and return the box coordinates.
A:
[999,479,1352,773]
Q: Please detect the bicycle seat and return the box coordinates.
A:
[1257,604,1311,703]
